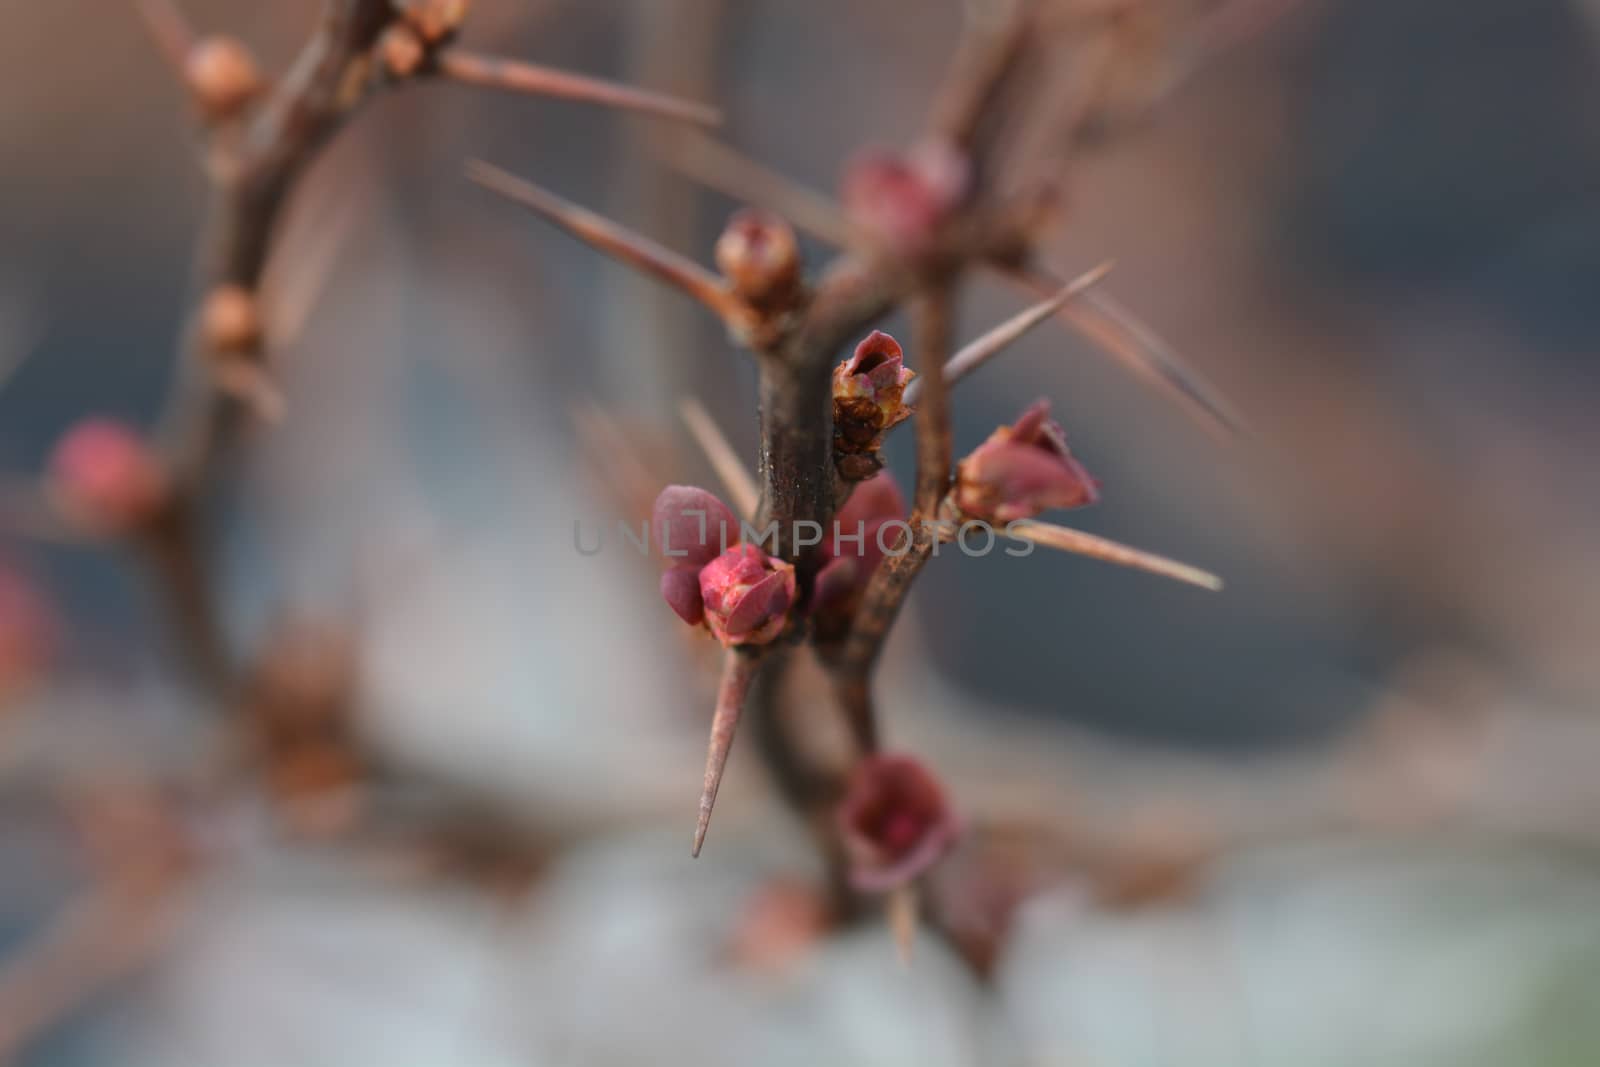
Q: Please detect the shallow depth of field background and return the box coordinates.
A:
[5,0,1600,1064]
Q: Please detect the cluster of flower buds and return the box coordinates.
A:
[0,562,54,708]
[184,36,263,123]
[838,753,961,892]
[841,139,970,255]
[392,0,470,44]
[811,472,906,642]
[832,330,916,481]
[952,399,1099,523]
[48,419,172,537]
[714,208,803,315]
[653,486,796,647]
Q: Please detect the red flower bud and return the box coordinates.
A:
[841,140,969,253]
[49,419,170,535]
[839,753,961,892]
[184,36,262,122]
[833,331,915,480]
[698,543,796,647]
[652,485,738,567]
[0,563,53,706]
[659,564,705,626]
[714,209,801,309]
[953,399,1099,523]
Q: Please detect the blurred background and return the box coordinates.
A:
[4,0,1600,1063]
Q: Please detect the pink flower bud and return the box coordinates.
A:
[660,564,705,626]
[0,563,53,706]
[652,485,738,568]
[833,331,915,480]
[953,399,1099,523]
[49,419,170,535]
[714,209,802,309]
[841,140,970,253]
[698,543,796,647]
[839,753,961,892]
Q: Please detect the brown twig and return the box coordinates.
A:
[437,50,721,126]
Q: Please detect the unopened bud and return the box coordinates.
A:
[392,0,471,44]
[714,209,801,309]
[200,284,263,357]
[184,36,262,122]
[838,753,961,892]
[953,399,1099,523]
[377,23,428,80]
[833,330,915,480]
[699,543,796,647]
[48,419,171,535]
[841,139,970,253]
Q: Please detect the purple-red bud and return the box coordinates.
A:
[839,753,961,892]
[652,485,738,568]
[833,331,916,480]
[714,209,801,309]
[699,543,796,647]
[49,419,171,535]
[841,140,970,253]
[660,564,705,626]
[953,399,1099,523]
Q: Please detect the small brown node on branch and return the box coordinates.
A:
[714,209,802,314]
[199,284,263,357]
[376,22,429,81]
[184,36,263,123]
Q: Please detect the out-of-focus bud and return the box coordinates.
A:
[699,543,796,647]
[841,139,970,253]
[953,398,1098,523]
[652,485,739,568]
[838,753,961,892]
[49,419,171,536]
[377,22,428,80]
[199,284,263,358]
[184,36,263,122]
[392,0,471,44]
[714,209,802,309]
[812,471,906,640]
[0,563,53,707]
[833,330,915,481]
